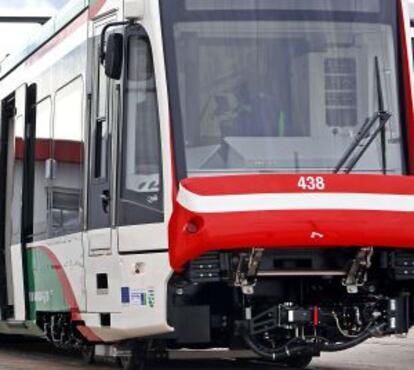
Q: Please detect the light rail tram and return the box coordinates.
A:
[1,0,414,368]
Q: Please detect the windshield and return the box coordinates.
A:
[160,0,405,178]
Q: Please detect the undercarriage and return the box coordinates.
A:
[165,247,414,368]
[38,247,414,369]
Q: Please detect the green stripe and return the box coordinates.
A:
[26,249,69,320]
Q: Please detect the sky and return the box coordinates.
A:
[0,0,69,62]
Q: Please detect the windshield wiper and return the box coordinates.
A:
[334,57,392,174]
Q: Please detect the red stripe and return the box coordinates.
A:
[399,0,414,174]
[25,11,88,66]
[25,0,106,67]
[77,326,103,342]
[90,0,107,19]
[313,306,319,327]
[15,137,25,160]
[15,137,83,164]
[34,138,51,161]
[181,174,414,196]
[53,140,84,164]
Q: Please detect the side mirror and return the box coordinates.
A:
[104,33,124,80]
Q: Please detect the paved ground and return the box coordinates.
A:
[0,334,412,370]
[311,334,414,370]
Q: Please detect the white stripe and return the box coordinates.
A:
[177,185,414,214]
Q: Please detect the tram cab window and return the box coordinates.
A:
[162,0,404,175]
[119,33,163,226]
[52,77,84,237]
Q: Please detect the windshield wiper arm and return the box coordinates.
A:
[376,55,388,175]
[334,57,392,174]
[333,111,391,174]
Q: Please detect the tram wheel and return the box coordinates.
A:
[284,354,313,369]
[117,341,147,370]
[81,344,95,364]
[118,353,145,370]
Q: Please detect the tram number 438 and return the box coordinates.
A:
[297,176,326,191]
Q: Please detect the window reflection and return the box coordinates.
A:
[51,77,84,237]
[32,97,51,241]
[10,115,24,245]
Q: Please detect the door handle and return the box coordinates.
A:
[101,190,110,214]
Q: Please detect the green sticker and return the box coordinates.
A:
[147,288,155,308]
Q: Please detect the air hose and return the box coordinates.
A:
[321,323,386,352]
[243,333,314,361]
[243,323,386,361]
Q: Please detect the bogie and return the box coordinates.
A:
[285,355,313,369]
[81,345,96,365]
[117,341,147,370]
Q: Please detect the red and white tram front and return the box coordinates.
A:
[158,0,414,364]
[161,0,414,265]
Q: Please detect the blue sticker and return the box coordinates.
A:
[121,287,130,304]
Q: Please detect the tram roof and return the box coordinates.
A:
[0,0,88,80]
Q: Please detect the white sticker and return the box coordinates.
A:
[130,289,147,307]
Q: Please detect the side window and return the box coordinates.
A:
[33,97,52,241]
[52,77,84,237]
[119,33,163,226]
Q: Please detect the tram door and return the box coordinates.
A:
[87,15,117,254]
[1,84,36,321]
[0,95,14,313]
[85,14,122,314]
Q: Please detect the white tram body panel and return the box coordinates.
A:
[0,0,174,342]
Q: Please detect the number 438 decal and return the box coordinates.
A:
[297,176,326,191]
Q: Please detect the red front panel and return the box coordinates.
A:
[169,174,414,271]
[399,0,414,173]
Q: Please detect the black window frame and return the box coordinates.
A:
[92,36,109,181]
